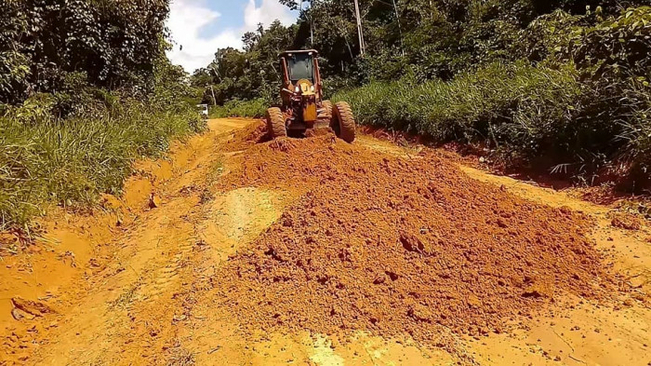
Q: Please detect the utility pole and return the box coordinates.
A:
[209,66,220,105]
[391,0,404,55]
[300,0,314,45]
[353,0,365,56]
[310,16,315,46]
[209,84,217,106]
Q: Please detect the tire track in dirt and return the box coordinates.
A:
[22,143,214,364]
[1,119,255,364]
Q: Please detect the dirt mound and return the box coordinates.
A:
[220,128,375,191]
[610,213,642,231]
[215,126,613,344]
[223,120,269,151]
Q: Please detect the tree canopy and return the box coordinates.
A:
[191,0,649,104]
[1,0,169,105]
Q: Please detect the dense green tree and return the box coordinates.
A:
[195,0,650,99]
[1,0,169,104]
[189,0,651,118]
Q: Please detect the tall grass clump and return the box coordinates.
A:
[334,61,582,155]
[0,96,203,228]
[334,60,651,189]
[211,98,268,119]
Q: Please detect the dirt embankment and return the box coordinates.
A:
[213,124,621,346]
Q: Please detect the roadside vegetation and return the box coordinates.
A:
[334,7,651,190]
[0,1,203,228]
[210,98,267,119]
[192,1,651,193]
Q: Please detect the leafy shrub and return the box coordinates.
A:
[211,99,268,119]
[615,84,651,190]
[563,6,651,79]
[517,10,582,62]
[558,6,651,189]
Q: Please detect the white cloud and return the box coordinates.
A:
[167,0,241,73]
[167,0,295,73]
[243,0,295,31]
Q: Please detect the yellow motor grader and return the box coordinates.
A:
[265,49,356,143]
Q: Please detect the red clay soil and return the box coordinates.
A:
[610,213,643,231]
[215,124,615,344]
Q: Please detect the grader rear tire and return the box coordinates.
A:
[332,101,356,143]
[266,107,286,139]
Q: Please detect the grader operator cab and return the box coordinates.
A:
[265,50,356,143]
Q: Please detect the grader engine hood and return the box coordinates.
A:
[296,79,317,122]
[297,79,315,96]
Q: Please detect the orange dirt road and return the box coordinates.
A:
[1,118,650,365]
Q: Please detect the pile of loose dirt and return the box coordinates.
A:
[220,132,377,192]
[223,120,269,151]
[610,212,643,231]
[214,125,613,344]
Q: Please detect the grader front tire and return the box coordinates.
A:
[314,100,333,130]
[332,101,356,143]
[266,107,287,139]
[322,100,333,119]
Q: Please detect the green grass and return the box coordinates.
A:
[210,98,267,119]
[333,61,582,143]
[0,102,204,228]
[332,61,651,189]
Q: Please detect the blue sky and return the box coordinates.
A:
[166,0,297,73]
